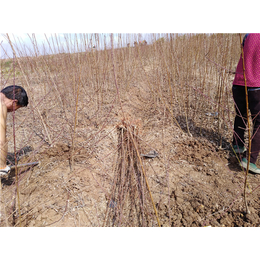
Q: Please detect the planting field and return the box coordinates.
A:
[1,33,260,227]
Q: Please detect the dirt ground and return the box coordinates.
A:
[1,74,260,227]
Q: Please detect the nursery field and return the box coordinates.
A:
[1,33,260,227]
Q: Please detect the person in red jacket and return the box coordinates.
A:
[232,33,260,174]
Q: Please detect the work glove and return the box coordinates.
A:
[0,166,11,177]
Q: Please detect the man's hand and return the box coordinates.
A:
[0,165,11,177]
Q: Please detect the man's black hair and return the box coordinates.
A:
[1,85,28,107]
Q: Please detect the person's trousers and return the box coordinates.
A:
[232,85,260,164]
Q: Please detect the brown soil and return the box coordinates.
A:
[1,78,260,227]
